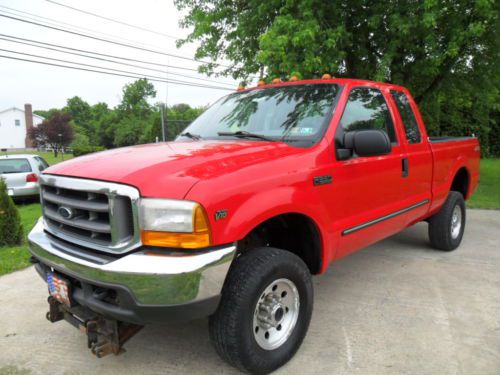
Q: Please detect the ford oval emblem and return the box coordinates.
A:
[58,206,74,219]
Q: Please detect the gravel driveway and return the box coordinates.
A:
[1,209,499,375]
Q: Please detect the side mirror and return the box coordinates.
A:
[337,129,391,160]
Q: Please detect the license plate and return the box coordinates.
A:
[7,189,13,196]
[47,272,72,306]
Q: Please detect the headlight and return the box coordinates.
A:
[139,198,211,249]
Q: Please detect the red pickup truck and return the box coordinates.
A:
[28,78,479,373]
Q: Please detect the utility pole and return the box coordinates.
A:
[58,133,64,161]
[159,103,166,142]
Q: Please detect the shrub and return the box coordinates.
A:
[0,179,23,247]
[73,145,106,157]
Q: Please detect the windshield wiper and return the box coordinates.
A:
[180,132,202,140]
[217,131,275,142]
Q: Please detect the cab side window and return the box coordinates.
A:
[340,87,397,143]
[390,90,421,144]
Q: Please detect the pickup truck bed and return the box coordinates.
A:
[429,137,480,215]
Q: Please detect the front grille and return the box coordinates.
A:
[39,175,141,254]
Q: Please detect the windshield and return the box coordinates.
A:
[0,158,32,174]
[178,83,341,147]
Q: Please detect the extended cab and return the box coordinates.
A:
[28,78,480,373]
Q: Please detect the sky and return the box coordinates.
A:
[0,0,244,112]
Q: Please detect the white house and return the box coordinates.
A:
[0,104,44,149]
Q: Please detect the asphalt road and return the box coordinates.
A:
[1,209,499,375]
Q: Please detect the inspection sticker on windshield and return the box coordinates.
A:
[299,127,314,135]
[7,189,13,196]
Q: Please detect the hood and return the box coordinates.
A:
[45,140,304,199]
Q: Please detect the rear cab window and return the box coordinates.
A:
[0,159,32,174]
[390,90,421,144]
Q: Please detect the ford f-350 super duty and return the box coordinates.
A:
[28,78,480,374]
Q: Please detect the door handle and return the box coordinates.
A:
[402,158,409,178]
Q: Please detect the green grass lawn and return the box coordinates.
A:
[467,159,500,209]
[0,157,498,276]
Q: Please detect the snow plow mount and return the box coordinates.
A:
[46,296,143,358]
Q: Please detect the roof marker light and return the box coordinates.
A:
[272,78,282,84]
[289,76,299,82]
[257,80,266,86]
[322,73,332,79]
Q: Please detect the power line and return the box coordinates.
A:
[0,13,232,68]
[0,6,259,80]
[0,47,232,89]
[0,33,200,73]
[0,53,233,91]
[0,47,176,84]
[46,0,180,40]
[0,5,176,52]
[0,36,236,87]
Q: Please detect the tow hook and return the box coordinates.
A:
[46,296,143,358]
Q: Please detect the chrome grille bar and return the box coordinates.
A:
[42,190,109,212]
[44,206,112,233]
[39,174,141,254]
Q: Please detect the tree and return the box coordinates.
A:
[64,97,92,129]
[34,108,60,119]
[101,79,158,147]
[175,0,499,154]
[118,79,157,116]
[64,96,95,143]
[0,178,23,247]
[82,102,114,148]
[29,111,74,157]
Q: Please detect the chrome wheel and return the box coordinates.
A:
[450,205,462,239]
[253,278,300,350]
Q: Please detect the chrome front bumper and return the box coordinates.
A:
[28,219,236,310]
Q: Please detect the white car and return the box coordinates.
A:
[0,154,49,198]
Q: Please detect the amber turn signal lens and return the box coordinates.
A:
[142,204,212,249]
[141,231,211,249]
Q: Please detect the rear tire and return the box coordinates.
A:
[209,247,313,374]
[428,191,466,251]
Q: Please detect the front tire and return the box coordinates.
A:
[428,191,466,251]
[209,247,313,374]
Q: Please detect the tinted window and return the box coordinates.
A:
[178,84,340,147]
[391,91,421,144]
[340,87,397,143]
[0,159,32,174]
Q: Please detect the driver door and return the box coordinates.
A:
[330,85,409,259]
